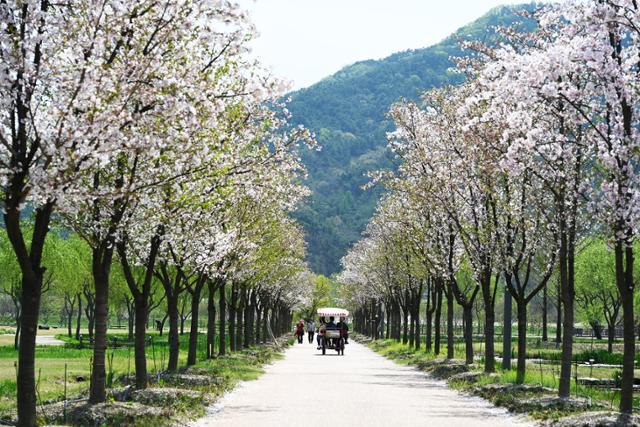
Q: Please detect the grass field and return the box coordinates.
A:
[366,337,640,417]
[0,327,280,420]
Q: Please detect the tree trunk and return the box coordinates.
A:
[608,324,615,354]
[67,300,73,338]
[558,228,574,398]
[446,282,454,359]
[615,241,635,413]
[393,306,401,341]
[179,300,187,336]
[245,291,256,348]
[118,230,162,391]
[87,311,95,342]
[384,303,390,339]
[516,300,527,384]
[426,301,433,352]
[76,294,82,341]
[207,282,217,359]
[16,280,42,427]
[128,310,134,342]
[255,306,262,345]
[90,246,113,404]
[408,303,415,347]
[374,303,381,339]
[229,282,237,352]
[434,284,443,355]
[413,299,421,350]
[590,321,603,340]
[620,288,634,413]
[167,294,180,372]
[555,278,562,345]
[482,274,496,373]
[542,284,548,342]
[262,307,269,343]
[67,312,73,338]
[158,314,168,337]
[219,282,226,355]
[462,304,473,364]
[402,308,409,345]
[14,320,20,351]
[134,295,148,389]
[84,289,95,343]
[187,282,203,366]
[503,285,512,370]
[236,287,245,350]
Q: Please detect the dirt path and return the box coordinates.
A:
[35,335,65,346]
[192,339,533,427]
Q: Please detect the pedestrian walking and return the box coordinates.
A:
[307,319,316,343]
[295,319,305,344]
[317,317,326,349]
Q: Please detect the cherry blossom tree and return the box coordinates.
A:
[1,0,314,415]
[533,2,640,411]
[386,83,503,372]
[0,0,217,419]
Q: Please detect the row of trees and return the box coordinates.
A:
[0,225,310,347]
[0,1,314,425]
[340,0,640,414]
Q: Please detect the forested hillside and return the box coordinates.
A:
[289,3,537,275]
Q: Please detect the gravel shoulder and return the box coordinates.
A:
[192,339,534,427]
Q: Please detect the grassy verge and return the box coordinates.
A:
[359,335,639,424]
[0,333,293,426]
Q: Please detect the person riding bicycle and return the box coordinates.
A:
[337,317,349,344]
[317,317,326,349]
[325,316,337,330]
[325,316,340,351]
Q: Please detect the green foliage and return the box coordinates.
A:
[574,238,640,329]
[0,229,94,327]
[575,239,614,326]
[45,233,92,294]
[0,229,92,293]
[0,231,22,295]
[299,274,337,318]
[289,4,538,274]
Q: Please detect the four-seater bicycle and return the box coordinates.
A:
[317,307,349,356]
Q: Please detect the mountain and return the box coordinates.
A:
[289,4,538,275]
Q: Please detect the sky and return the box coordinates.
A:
[239,0,524,90]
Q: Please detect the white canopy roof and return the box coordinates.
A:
[317,307,349,317]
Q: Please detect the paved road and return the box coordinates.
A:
[193,339,533,427]
[2,333,65,346]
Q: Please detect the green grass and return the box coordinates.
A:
[363,336,640,420]
[0,379,16,395]
[0,331,286,420]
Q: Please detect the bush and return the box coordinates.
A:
[575,349,624,365]
[527,348,633,365]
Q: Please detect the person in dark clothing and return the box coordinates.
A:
[326,316,337,329]
[307,319,316,343]
[337,317,349,344]
[295,319,304,344]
